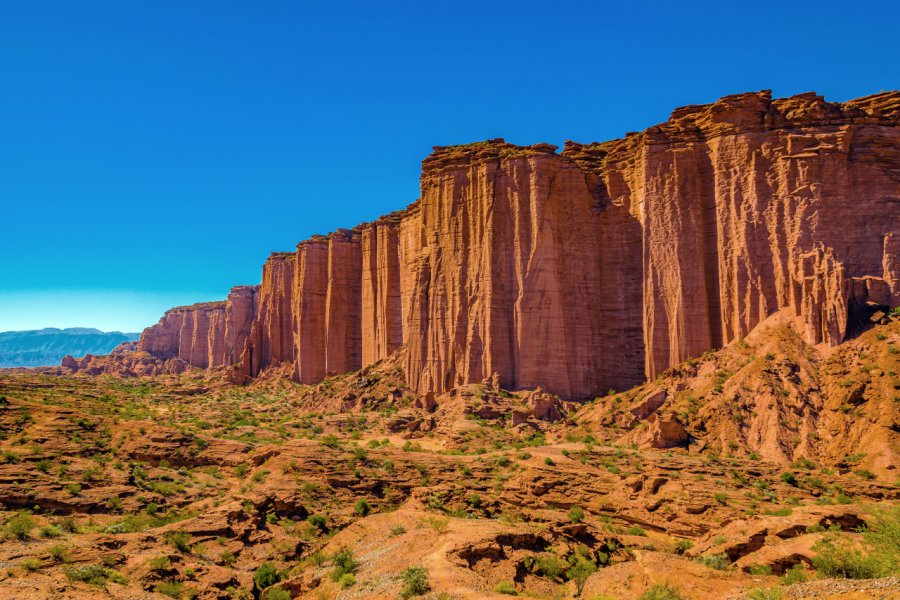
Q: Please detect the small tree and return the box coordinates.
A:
[354,498,371,516]
[568,505,584,524]
[400,566,430,598]
[566,555,597,596]
[253,562,280,590]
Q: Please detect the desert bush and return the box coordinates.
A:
[747,588,783,600]
[568,505,585,524]
[40,525,63,538]
[400,566,430,598]
[426,516,449,533]
[567,555,597,596]
[64,564,127,586]
[5,511,34,540]
[266,588,291,600]
[493,580,517,595]
[535,554,566,581]
[307,514,327,532]
[47,544,70,562]
[781,564,808,584]
[780,472,798,486]
[812,505,899,578]
[330,548,357,582]
[254,562,281,590]
[626,525,646,536]
[747,564,773,575]
[21,557,42,572]
[639,583,687,600]
[154,581,183,598]
[166,530,191,552]
[354,498,371,516]
[694,554,731,570]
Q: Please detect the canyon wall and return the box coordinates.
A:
[134,90,900,399]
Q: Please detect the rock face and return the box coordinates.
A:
[133,90,900,399]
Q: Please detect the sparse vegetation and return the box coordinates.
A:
[400,566,430,598]
[812,505,899,578]
[493,580,517,595]
[639,583,687,600]
[568,505,585,523]
[694,554,730,570]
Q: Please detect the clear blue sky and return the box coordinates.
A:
[1,1,897,332]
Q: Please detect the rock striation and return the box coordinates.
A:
[132,90,900,399]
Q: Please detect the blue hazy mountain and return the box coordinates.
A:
[0,328,140,368]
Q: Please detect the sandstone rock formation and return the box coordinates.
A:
[130,90,900,399]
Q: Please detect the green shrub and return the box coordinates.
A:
[747,588,783,600]
[150,556,171,571]
[400,566,430,598]
[673,539,694,555]
[781,564,808,584]
[389,524,407,536]
[780,472,798,486]
[747,564,773,575]
[5,512,34,540]
[330,548,357,582]
[626,525,646,536]
[64,564,126,586]
[354,498,371,516]
[339,573,356,588]
[154,581,183,598]
[266,588,291,600]
[21,557,42,572]
[812,505,899,578]
[47,544,69,562]
[694,554,731,570]
[566,555,597,595]
[535,554,566,580]
[254,562,281,590]
[638,583,687,600]
[166,530,191,552]
[307,514,327,532]
[493,580,517,595]
[568,505,585,524]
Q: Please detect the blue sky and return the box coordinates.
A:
[1,0,898,332]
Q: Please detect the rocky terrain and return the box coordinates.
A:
[1,89,897,598]
[0,311,897,599]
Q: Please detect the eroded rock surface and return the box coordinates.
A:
[97,91,899,401]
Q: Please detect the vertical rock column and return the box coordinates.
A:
[245,253,296,377]
[224,286,258,366]
[293,238,329,383]
[324,229,362,375]
[361,215,403,365]
[206,305,227,368]
[402,143,614,399]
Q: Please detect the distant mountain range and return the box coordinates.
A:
[0,328,140,368]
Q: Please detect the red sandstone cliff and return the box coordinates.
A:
[129,90,900,399]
